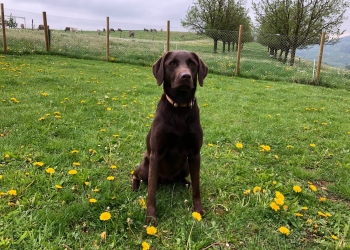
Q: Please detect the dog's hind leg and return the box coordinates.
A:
[132,154,150,191]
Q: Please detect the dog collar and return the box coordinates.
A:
[165,95,195,108]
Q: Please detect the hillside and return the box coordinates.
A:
[296,35,350,69]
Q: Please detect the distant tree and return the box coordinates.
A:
[253,0,350,66]
[181,0,252,53]
[5,14,18,29]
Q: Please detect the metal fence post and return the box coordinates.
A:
[1,3,7,54]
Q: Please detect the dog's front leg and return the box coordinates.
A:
[146,153,159,225]
[189,154,205,216]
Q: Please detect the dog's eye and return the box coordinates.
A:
[168,60,177,66]
[188,60,196,67]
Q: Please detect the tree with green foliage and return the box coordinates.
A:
[181,0,252,53]
[5,14,18,29]
[253,0,350,66]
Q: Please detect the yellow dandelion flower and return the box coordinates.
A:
[244,189,251,195]
[309,185,317,192]
[139,197,147,209]
[325,212,331,217]
[93,187,100,192]
[89,198,97,203]
[270,202,280,211]
[293,185,302,193]
[259,145,271,152]
[0,175,2,179]
[235,142,243,149]
[68,169,77,175]
[130,170,134,175]
[142,242,150,250]
[192,211,202,221]
[302,206,308,210]
[100,212,111,221]
[275,191,284,200]
[208,143,214,147]
[274,155,279,159]
[319,197,326,202]
[146,226,157,235]
[318,211,326,217]
[283,205,288,211]
[272,181,277,185]
[46,168,55,174]
[331,235,338,240]
[71,149,79,154]
[100,231,106,240]
[274,197,284,205]
[310,143,316,147]
[294,213,303,217]
[110,165,117,169]
[38,117,45,121]
[84,182,89,186]
[73,162,81,167]
[279,226,290,236]
[33,161,44,167]
[106,107,112,111]
[107,176,115,181]
[253,186,261,194]
[100,128,106,132]
[55,185,62,189]
[8,189,17,196]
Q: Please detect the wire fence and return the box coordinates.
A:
[1,7,350,89]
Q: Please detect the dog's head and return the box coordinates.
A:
[152,50,208,89]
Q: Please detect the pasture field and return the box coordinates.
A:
[2,28,350,91]
[1,54,350,249]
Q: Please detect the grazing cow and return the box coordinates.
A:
[70,27,78,33]
[97,29,101,35]
[65,27,70,32]
[110,28,115,32]
[144,28,149,32]
[103,28,106,32]
[38,24,45,30]
[129,30,134,37]
[118,28,122,32]
[20,24,24,29]
[150,29,157,33]
[181,34,185,38]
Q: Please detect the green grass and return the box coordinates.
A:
[2,29,350,91]
[1,54,350,249]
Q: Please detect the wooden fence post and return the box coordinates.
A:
[42,12,50,52]
[235,25,243,76]
[315,31,326,84]
[106,16,109,61]
[1,3,7,54]
[166,20,170,52]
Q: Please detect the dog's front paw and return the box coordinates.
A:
[193,202,205,217]
[146,215,158,226]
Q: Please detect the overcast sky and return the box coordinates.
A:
[2,0,350,36]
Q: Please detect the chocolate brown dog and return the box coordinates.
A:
[132,50,208,225]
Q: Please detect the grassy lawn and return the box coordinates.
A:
[1,54,350,249]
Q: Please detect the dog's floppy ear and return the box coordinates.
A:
[152,52,170,86]
[192,52,208,87]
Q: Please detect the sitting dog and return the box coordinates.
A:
[132,50,208,225]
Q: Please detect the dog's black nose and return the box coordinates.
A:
[181,73,191,80]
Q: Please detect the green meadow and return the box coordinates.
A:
[1,52,350,249]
